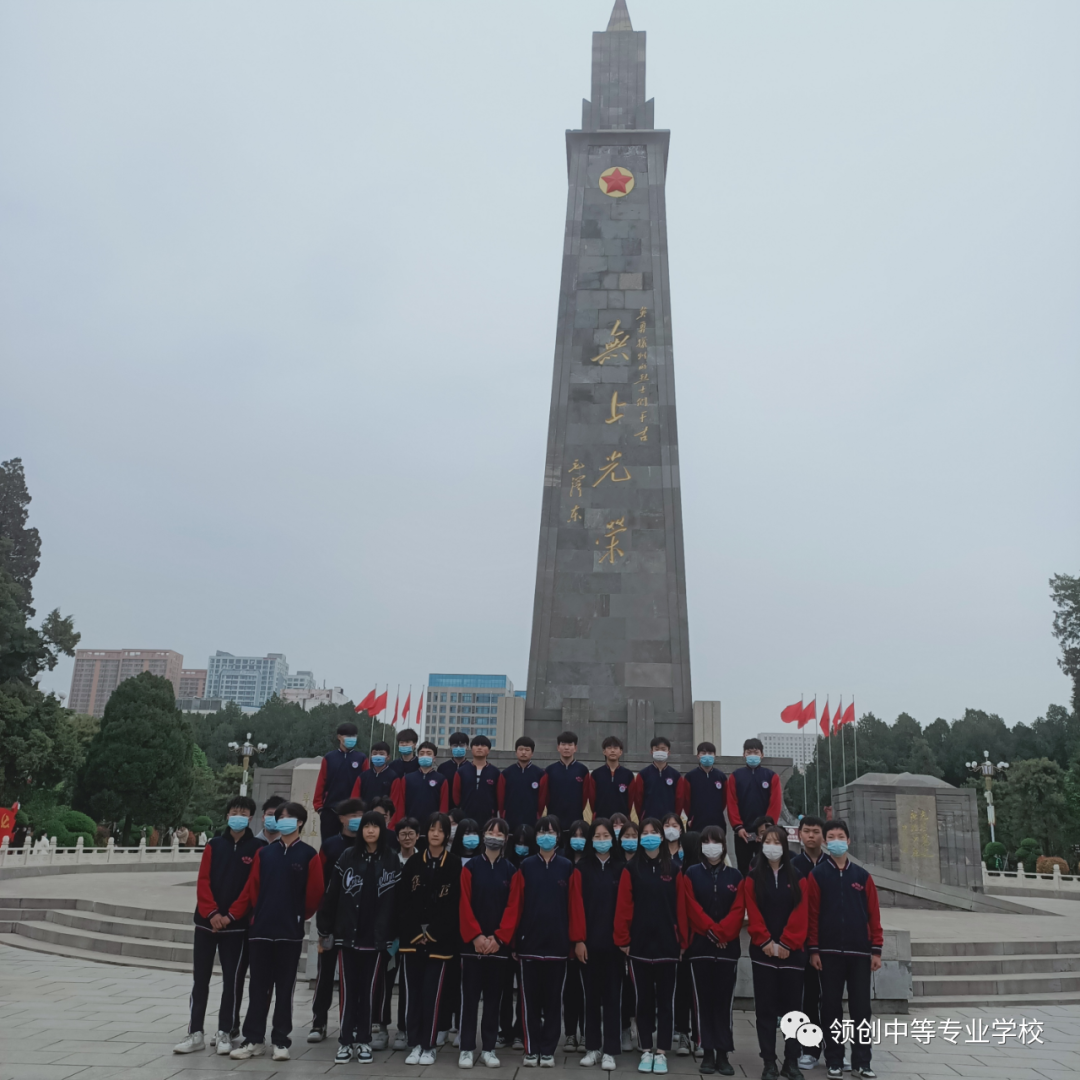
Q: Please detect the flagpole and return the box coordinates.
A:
[799,695,807,817]
[827,698,835,816]
[839,696,847,788]
[814,694,820,817]
[853,697,858,779]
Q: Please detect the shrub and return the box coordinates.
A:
[191,815,213,834]
[983,841,1007,870]
[1015,837,1041,873]
[1036,856,1069,876]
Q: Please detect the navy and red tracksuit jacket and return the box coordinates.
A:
[498,762,544,829]
[676,767,729,830]
[539,760,593,830]
[725,765,783,831]
[805,857,883,958]
[228,838,324,941]
[351,763,396,803]
[194,829,265,929]
[629,763,681,822]
[313,748,368,814]
[791,850,826,878]
[744,869,809,965]
[459,853,517,955]
[614,855,687,960]
[438,757,464,786]
[319,832,354,875]
[390,755,421,777]
[453,762,501,824]
[679,861,745,961]
[590,764,635,820]
[576,856,625,954]
[496,852,586,959]
[390,768,450,827]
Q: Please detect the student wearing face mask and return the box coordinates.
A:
[615,820,639,1054]
[440,731,471,784]
[390,742,450,828]
[313,723,369,841]
[458,817,515,1068]
[353,741,397,803]
[494,816,586,1067]
[660,813,684,866]
[317,811,400,1064]
[575,818,625,1070]
[255,796,285,843]
[614,819,687,1075]
[498,737,545,831]
[676,743,728,832]
[538,732,593,847]
[392,728,422,776]
[744,826,809,1080]
[307,798,365,1044]
[452,819,483,864]
[454,736,501,824]
[381,818,422,1051]
[790,817,826,1074]
[629,737,681,824]
[725,739,783,875]
[679,827,743,1076]
[805,822,882,1080]
[174,796,264,1056]
[658,814,690,1057]
[562,819,590,1051]
[590,736,635,820]
[609,814,630,848]
[227,803,324,1062]
[499,823,537,1051]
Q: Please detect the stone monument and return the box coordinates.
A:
[517,0,710,758]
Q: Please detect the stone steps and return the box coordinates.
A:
[912,952,1080,976]
[911,939,1080,957]
[913,989,1080,1008]
[0,931,193,972]
[46,907,196,944]
[912,969,1080,997]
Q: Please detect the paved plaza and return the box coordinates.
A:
[0,942,1076,1080]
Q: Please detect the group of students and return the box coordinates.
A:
[174,724,883,1080]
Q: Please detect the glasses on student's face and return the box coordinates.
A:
[399,831,417,843]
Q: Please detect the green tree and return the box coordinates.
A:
[76,672,195,840]
[1050,573,1080,714]
[0,680,81,804]
[995,758,1079,858]
[935,709,1013,786]
[0,459,41,617]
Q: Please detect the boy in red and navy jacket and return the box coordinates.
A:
[313,722,368,841]
[389,742,449,828]
[175,796,264,1056]
[227,802,324,1059]
[628,735,681,821]
[351,741,396,804]
[498,736,544,830]
[538,731,593,843]
[439,731,471,785]
[589,735,635,819]
[676,741,728,830]
[453,736,501,823]
[805,820,883,1080]
[725,738,783,874]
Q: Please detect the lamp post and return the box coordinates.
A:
[965,750,1009,844]
[228,733,268,797]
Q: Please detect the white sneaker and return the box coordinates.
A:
[523,1054,539,1066]
[394,1030,409,1050]
[420,1049,437,1065]
[677,1034,690,1057]
[602,1054,617,1071]
[230,1041,265,1059]
[336,1045,354,1064]
[372,1025,389,1050]
[540,1055,556,1067]
[406,1045,423,1064]
[581,1050,601,1066]
[358,1044,374,1063]
[216,1031,233,1056]
[437,1030,449,1046]
[481,1051,501,1067]
[460,1050,475,1068]
[799,1055,818,1070]
[272,1045,290,1061]
[173,1032,205,1054]
[637,1050,654,1073]
[308,1026,327,1043]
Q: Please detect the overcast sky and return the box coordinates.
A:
[2,1,1077,753]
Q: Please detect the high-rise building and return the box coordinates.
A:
[759,730,816,769]
[178,668,207,698]
[205,651,288,709]
[282,685,346,711]
[283,671,316,691]
[425,675,514,749]
[69,649,184,718]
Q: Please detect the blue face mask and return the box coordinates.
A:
[371,754,387,768]
[263,816,279,833]
[515,845,530,857]
[276,817,298,835]
[699,755,715,768]
[745,754,762,767]
[536,833,558,851]
[399,745,414,756]
[640,833,663,851]
[570,836,586,852]
[620,837,638,852]
[593,839,612,854]
[348,818,362,833]
[826,839,849,857]
[343,736,358,749]
[418,755,434,768]
[452,746,467,759]
[227,815,249,832]
[463,834,480,850]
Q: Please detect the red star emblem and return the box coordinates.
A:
[602,168,631,194]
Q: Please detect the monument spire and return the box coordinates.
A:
[583,0,653,131]
[606,0,633,32]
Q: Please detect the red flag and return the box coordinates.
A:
[371,690,389,716]
[392,692,400,726]
[781,699,803,725]
[832,699,842,735]
[354,687,376,714]
[401,691,412,725]
[840,701,856,728]
[820,700,831,738]
[799,697,816,729]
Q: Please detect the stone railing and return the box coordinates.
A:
[983,863,1080,894]
[0,835,205,868]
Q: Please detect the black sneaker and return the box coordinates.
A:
[762,1065,780,1080]
[699,1049,716,1075]
[717,1053,735,1077]
[781,1061,804,1080]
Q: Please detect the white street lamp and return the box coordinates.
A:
[228,732,269,797]
[966,750,1009,844]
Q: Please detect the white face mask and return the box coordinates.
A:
[701,843,724,860]
[652,750,669,763]
[663,826,681,842]
[762,843,784,862]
